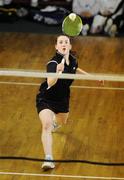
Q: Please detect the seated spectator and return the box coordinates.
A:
[104,0,124,37]
[0,0,12,6]
[72,0,100,35]
[91,0,124,36]
[72,0,124,37]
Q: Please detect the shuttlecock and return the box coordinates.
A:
[69,13,76,21]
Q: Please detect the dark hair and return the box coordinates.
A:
[56,34,73,44]
[70,50,78,58]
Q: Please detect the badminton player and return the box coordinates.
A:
[36,35,95,170]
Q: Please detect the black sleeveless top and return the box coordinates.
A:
[39,52,78,101]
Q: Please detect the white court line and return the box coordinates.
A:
[0,172,124,180]
[0,81,40,86]
[0,81,124,91]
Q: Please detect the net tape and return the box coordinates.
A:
[0,69,124,82]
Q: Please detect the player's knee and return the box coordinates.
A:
[42,120,52,131]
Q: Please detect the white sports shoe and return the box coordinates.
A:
[42,157,55,170]
[52,121,61,132]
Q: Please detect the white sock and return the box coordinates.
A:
[45,155,53,160]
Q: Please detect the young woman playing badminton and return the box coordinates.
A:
[36,35,97,170]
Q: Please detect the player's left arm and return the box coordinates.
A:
[76,67,89,75]
[76,67,104,86]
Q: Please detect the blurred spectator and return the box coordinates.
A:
[31,0,38,7]
[104,0,124,36]
[0,0,12,6]
[72,0,100,35]
[72,0,99,17]
[0,0,4,6]
[91,0,124,36]
[72,0,124,37]
[100,0,122,15]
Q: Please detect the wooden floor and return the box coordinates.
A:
[0,32,124,180]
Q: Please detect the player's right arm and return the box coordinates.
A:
[47,59,65,88]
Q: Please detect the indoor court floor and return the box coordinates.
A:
[0,32,124,179]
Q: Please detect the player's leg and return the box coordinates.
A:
[39,109,55,170]
[52,112,69,132]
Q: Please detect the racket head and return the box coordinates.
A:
[62,13,83,37]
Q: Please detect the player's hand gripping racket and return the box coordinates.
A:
[58,58,65,74]
[47,58,65,90]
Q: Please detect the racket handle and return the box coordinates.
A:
[48,58,65,76]
[47,58,65,89]
[59,58,65,74]
[61,58,65,64]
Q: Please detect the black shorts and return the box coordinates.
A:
[36,93,69,114]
